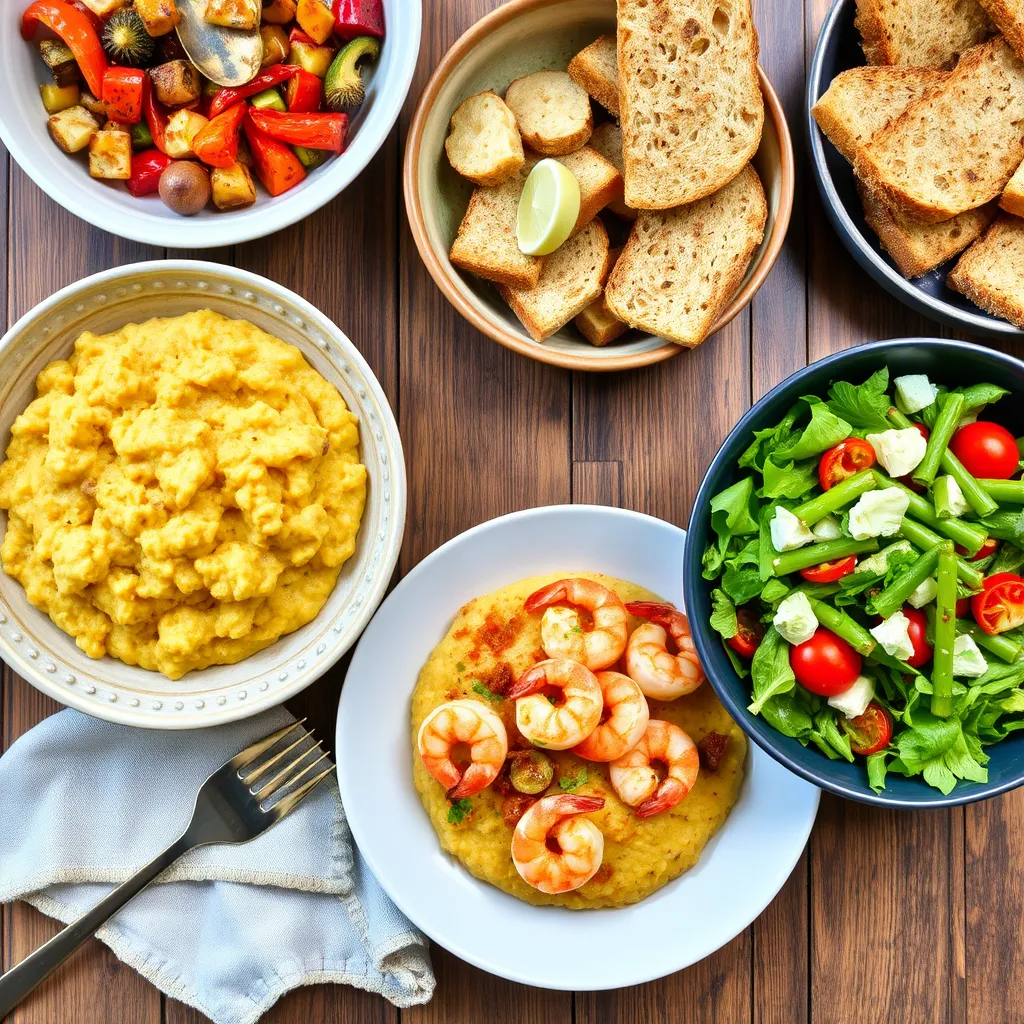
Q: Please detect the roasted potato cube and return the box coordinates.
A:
[103,119,131,134]
[40,40,81,88]
[211,163,256,209]
[149,60,201,107]
[47,105,99,153]
[80,0,127,15]
[259,25,290,67]
[79,91,108,121]
[260,0,296,22]
[40,83,80,115]
[296,0,333,43]
[164,109,209,157]
[290,41,334,78]
[135,0,180,35]
[88,129,132,179]
[204,0,259,29]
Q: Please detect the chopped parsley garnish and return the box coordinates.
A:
[447,798,472,825]
[569,625,584,635]
[456,661,466,673]
[471,681,503,703]
[559,766,588,792]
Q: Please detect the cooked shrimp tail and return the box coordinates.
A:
[609,720,699,818]
[511,793,606,894]
[417,699,509,800]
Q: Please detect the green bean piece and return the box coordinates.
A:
[791,469,877,526]
[958,621,1024,664]
[932,543,958,718]
[977,479,1024,504]
[809,599,877,657]
[897,518,984,591]
[913,393,965,488]
[771,538,880,577]
[871,543,942,621]
[888,407,998,516]
[873,469,988,555]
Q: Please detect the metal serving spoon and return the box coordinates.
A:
[175,0,263,87]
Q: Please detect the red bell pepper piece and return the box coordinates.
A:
[332,0,384,40]
[102,67,145,124]
[208,64,303,118]
[128,149,173,197]
[289,27,318,46]
[285,70,323,113]
[192,102,246,168]
[243,112,306,196]
[247,109,348,152]
[142,78,169,155]
[21,0,108,97]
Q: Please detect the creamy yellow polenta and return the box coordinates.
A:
[0,310,366,679]
[411,572,747,909]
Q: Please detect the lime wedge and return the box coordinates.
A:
[517,159,581,256]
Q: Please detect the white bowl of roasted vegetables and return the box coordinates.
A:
[1,0,419,246]
[683,340,1024,807]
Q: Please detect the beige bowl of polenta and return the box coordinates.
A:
[0,261,405,728]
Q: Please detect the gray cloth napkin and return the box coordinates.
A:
[0,706,434,1023]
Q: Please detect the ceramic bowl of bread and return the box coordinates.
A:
[404,0,795,372]
[810,0,1024,337]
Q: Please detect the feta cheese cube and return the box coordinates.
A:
[953,634,988,678]
[858,540,914,576]
[811,514,843,541]
[828,674,875,719]
[773,592,819,646]
[770,506,815,552]
[934,475,970,518]
[866,428,928,479]
[907,577,938,608]
[894,374,938,415]
[869,610,915,661]
[848,488,911,540]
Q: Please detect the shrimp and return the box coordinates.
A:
[525,577,628,670]
[417,699,508,800]
[511,793,606,894]
[609,720,699,818]
[572,671,650,762]
[507,659,603,750]
[624,601,705,700]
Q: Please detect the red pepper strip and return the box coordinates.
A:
[142,78,170,155]
[208,64,303,119]
[243,112,306,196]
[248,109,348,152]
[102,67,145,124]
[286,70,323,113]
[128,149,173,197]
[22,0,108,97]
[332,0,384,39]
[192,102,246,168]
[289,27,318,45]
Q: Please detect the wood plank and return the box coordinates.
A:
[573,461,622,506]
[166,984,397,1024]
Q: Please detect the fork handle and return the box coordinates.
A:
[0,836,191,1018]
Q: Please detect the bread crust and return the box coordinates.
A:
[504,71,593,156]
[1000,158,1024,217]
[445,91,525,188]
[948,214,1024,325]
[568,35,620,116]
[854,0,991,67]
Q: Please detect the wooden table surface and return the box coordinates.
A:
[2,0,1022,1021]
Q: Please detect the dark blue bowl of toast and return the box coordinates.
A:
[807,0,1024,339]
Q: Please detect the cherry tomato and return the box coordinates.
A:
[727,607,764,658]
[819,438,876,491]
[799,555,857,584]
[789,628,862,696]
[956,597,970,620]
[949,421,1020,479]
[971,572,1024,635]
[902,605,933,667]
[955,537,1000,562]
[841,702,894,756]
[896,423,930,491]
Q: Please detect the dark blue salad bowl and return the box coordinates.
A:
[683,340,1024,807]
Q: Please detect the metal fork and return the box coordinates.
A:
[0,718,333,1018]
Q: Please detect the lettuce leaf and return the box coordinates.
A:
[826,368,891,430]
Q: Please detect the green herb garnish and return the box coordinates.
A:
[558,766,588,792]
[471,681,503,703]
[447,798,472,825]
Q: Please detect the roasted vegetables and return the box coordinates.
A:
[40,39,81,87]
[285,69,322,111]
[208,64,300,117]
[164,108,209,157]
[210,162,256,209]
[260,25,290,67]
[289,30,333,77]
[128,148,172,195]
[158,160,210,213]
[331,0,383,40]
[149,60,201,107]
[296,0,332,43]
[102,67,145,123]
[248,108,347,151]
[47,104,99,151]
[22,0,108,96]
[191,102,246,167]
[203,0,259,29]
[101,8,154,65]
[243,111,305,195]
[324,35,379,112]
[260,0,296,22]
[134,0,179,36]
[40,82,80,114]
[88,126,132,177]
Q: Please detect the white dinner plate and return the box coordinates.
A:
[336,505,819,990]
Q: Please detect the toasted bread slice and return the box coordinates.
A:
[445,91,525,187]
[854,0,991,67]
[550,147,623,234]
[605,164,767,347]
[568,35,620,116]
[617,0,763,210]
[1001,157,1024,216]
[504,71,593,156]
[978,0,1024,60]
[589,121,635,220]
[948,214,1024,325]
[449,167,542,290]
[812,66,948,163]
[499,219,612,341]
[858,181,998,276]
[576,249,628,346]
[855,38,1024,223]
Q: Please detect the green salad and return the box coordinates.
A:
[703,366,1024,794]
